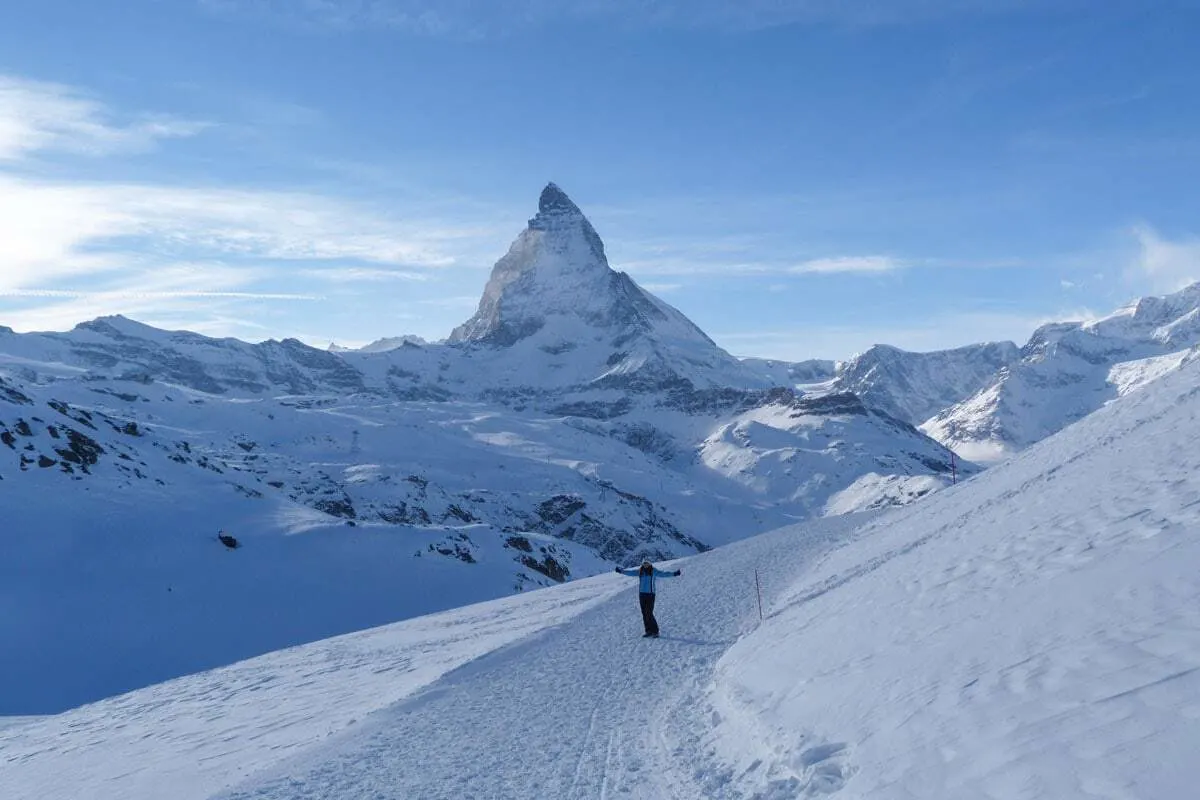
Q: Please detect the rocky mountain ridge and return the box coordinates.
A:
[922,283,1200,461]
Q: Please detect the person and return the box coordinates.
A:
[615,560,681,637]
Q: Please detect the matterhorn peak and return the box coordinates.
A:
[538,182,581,216]
[446,183,759,390]
[448,183,621,345]
[527,181,607,259]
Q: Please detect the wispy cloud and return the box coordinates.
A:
[0,73,506,339]
[616,241,917,279]
[0,174,481,291]
[300,267,430,282]
[0,289,322,300]
[1129,224,1200,293]
[639,282,683,294]
[1,263,274,334]
[790,255,903,275]
[419,295,480,309]
[0,75,207,161]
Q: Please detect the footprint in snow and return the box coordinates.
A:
[754,741,853,798]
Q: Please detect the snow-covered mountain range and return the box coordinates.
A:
[6,181,1197,717]
[8,312,1200,800]
[748,282,1200,466]
[0,184,963,713]
[831,341,1021,426]
[923,283,1200,461]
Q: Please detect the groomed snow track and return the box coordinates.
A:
[212,515,863,800]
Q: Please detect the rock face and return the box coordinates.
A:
[450,183,616,346]
[922,283,1200,462]
[832,341,1021,427]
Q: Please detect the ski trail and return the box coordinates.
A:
[0,578,625,800]
[568,696,606,798]
[599,730,616,800]
[213,514,866,800]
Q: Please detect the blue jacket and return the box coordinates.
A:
[617,566,678,594]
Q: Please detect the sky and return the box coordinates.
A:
[1,0,1199,361]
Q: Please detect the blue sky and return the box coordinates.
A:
[1,0,1199,360]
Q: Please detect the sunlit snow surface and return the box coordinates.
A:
[6,358,1200,798]
[0,183,966,713]
[924,284,1200,461]
[0,320,957,713]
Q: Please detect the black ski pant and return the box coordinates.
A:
[639,592,659,636]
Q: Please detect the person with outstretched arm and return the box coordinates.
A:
[615,560,681,637]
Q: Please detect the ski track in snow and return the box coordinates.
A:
[211,516,865,800]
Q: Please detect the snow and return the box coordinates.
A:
[7,352,1200,798]
[823,472,943,516]
[0,578,625,800]
[927,283,1200,459]
[0,328,956,713]
[701,354,1200,797]
[832,341,1019,426]
[0,189,964,713]
[738,357,836,389]
[1107,346,1199,398]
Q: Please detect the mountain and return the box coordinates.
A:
[0,183,965,713]
[738,356,836,388]
[923,283,1200,462]
[831,341,1020,426]
[9,349,1200,800]
[447,182,767,391]
[329,335,429,353]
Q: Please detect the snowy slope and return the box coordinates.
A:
[832,341,1019,426]
[8,353,1200,798]
[0,577,628,800]
[0,368,620,713]
[0,512,868,800]
[925,283,1200,462]
[0,356,959,713]
[1,185,970,711]
[741,343,1018,429]
[738,357,836,389]
[701,339,1200,798]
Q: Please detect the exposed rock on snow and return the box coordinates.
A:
[832,340,1019,425]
